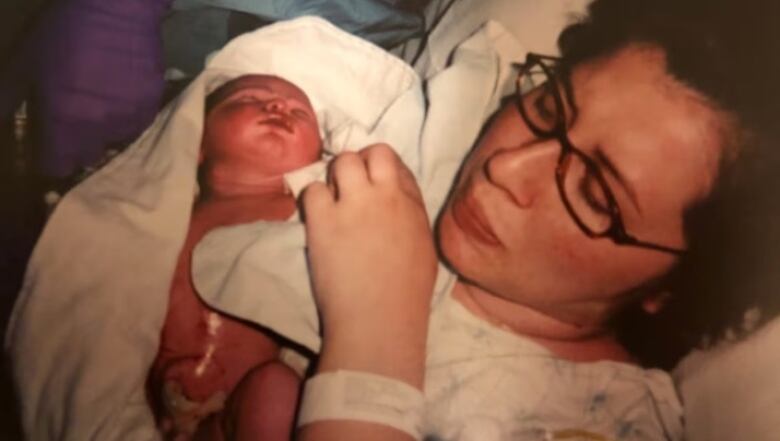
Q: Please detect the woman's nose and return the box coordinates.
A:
[484,140,560,208]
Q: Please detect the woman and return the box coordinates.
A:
[297,0,780,439]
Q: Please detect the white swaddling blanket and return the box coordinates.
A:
[5,16,423,440]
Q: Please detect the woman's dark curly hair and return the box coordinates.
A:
[557,0,780,368]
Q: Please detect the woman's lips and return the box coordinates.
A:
[451,193,502,246]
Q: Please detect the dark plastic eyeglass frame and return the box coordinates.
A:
[513,53,685,255]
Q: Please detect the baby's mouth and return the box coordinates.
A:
[258,116,294,133]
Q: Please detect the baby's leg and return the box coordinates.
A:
[152,310,284,438]
[194,361,301,441]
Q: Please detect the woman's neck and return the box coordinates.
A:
[452,279,634,363]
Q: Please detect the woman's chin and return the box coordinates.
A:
[205,171,288,196]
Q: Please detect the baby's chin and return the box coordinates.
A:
[204,169,290,197]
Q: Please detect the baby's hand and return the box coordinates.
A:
[302,144,437,339]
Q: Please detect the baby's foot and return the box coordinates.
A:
[195,361,301,441]
[161,380,227,439]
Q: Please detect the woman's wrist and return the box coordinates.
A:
[297,370,425,440]
[296,318,429,441]
[318,309,430,389]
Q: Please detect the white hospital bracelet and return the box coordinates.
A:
[297,370,425,440]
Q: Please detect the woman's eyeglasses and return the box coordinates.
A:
[513,53,684,255]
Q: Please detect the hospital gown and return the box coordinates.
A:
[421,273,683,441]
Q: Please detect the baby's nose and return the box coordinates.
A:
[264,98,286,113]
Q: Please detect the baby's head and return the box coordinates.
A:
[200,74,322,192]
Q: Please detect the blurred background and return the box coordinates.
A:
[1,2,53,439]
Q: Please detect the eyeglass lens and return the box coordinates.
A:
[517,62,614,235]
[515,56,685,255]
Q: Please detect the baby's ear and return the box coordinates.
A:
[641,291,671,315]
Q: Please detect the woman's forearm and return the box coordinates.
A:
[319,301,429,386]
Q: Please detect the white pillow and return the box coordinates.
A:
[394,0,590,78]
[673,317,780,441]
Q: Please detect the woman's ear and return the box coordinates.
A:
[641,291,671,315]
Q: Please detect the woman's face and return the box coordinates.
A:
[437,45,729,326]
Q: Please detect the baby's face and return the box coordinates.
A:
[202,75,321,180]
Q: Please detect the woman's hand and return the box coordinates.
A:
[301,144,437,384]
[299,144,435,440]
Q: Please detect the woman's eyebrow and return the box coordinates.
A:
[593,148,642,213]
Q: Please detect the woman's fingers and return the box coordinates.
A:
[300,145,436,333]
[324,145,420,203]
[326,151,369,201]
[301,181,334,218]
[360,144,424,203]
[358,143,400,184]
[307,145,423,212]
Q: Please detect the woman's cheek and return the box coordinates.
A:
[524,213,594,276]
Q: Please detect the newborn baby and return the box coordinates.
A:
[147,74,321,440]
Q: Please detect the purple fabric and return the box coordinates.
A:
[0,0,172,177]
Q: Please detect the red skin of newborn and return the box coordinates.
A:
[148,75,321,440]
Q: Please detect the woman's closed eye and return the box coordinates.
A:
[520,85,562,134]
[533,89,557,124]
[532,80,577,130]
[579,171,612,215]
